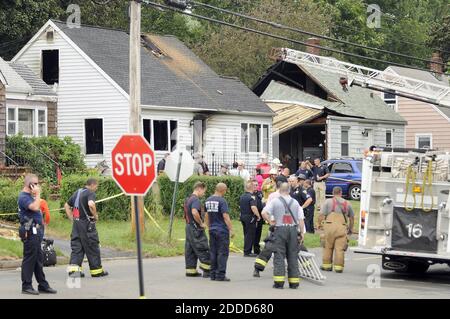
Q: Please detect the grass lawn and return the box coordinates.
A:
[43,199,361,257]
[0,237,23,259]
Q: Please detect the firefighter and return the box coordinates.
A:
[65,178,108,278]
[318,186,355,273]
[262,183,305,289]
[184,182,211,277]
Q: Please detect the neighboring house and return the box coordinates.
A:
[12,20,273,171]
[252,45,406,170]
[381,65,450,151]
[0,56,57,162]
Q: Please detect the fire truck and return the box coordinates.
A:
[272,47,450,273]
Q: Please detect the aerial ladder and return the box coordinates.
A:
[269,47,450,108]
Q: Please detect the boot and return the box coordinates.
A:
[253,269,260,278]
[273,282,284,289]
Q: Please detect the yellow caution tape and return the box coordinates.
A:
[0,213,17,216]
[229,241,243,254]
[49,193,126,212]
[143,206,167,234]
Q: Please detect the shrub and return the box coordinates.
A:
[0,177,50,222]
[157,174,245,219]
[60,175,163,221]
[6,135,87,183]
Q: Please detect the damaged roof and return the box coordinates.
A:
[0,56,55,96]
[51,20,272,115]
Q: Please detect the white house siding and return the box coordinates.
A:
[327,116,405,159]
[13,24,130,168]
[141,108,194,164]
[204,113,273,170]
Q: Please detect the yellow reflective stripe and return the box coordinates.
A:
[90,268,104,275]
[273,276,285,282]
[288,277,300,283]
[255,258,267,266]
[186,268,198,274]
[334,265,344,270]
[321,263,332,269]
[199,263,210,270]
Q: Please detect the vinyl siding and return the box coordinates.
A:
[14,24,129,167]
[397,96,450,151]
[327,116,405,159]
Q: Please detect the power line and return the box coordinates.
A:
[191,0,445,67]
[143,1,439,73]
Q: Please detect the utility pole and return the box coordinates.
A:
[129,0,145,235]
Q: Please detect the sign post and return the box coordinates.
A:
[164,150,195,240]
[112,134,156,299]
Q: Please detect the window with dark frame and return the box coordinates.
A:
[142,119,178,152]
[42,50,59,85]
[341,127,349,156]
[383,91,397,111]
[386,130,392,148]
[85,119,103,155]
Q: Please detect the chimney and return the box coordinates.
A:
[430,52,443,74]
[305,38,321,55]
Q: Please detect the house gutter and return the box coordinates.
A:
[327,115,406,125]
[141,104,274,117]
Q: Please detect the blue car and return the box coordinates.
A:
[322,158,362,201]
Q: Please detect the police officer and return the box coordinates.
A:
[302,180,316,234]
[262,183,305,289]
[65,178,108,278]
[240,181,261,257]
[318,186,355,273]
[289,174,304,205]
[252,179,265,255]
[205,183,233,281]
[18,174,57,295]
[183,182,211,277]
[312,158,330,211]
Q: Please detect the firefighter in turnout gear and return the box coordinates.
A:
[65,178,108,278]
[318,187,355,273]
[262,183,305,289]
[184,182,211,277]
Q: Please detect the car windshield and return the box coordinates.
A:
[356,162,362,172]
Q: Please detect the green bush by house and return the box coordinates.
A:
[157,174,245,219]
[0,177,50,222]
[6,135,87,183]
[59,174,163,221]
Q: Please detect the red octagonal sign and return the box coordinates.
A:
[111,134,156,196]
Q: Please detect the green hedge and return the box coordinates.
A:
[6,135,87,183]
[157,174,245,219]
[0,177,50,222]
[59,175,163,221]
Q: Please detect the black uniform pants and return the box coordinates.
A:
[254,231,275,272]
[209,230,230,280]
[273,226,300,286]
[241,215,256,255]
[304,207,315,233]
[254,219,264,254]
[69,219,102,275]
[21,227,50,290]
[185,224,210,273]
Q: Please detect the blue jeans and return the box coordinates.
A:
[209,230,230,280]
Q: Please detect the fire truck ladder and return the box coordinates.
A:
[269,48,450,108]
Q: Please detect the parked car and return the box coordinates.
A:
[322,158,362,200]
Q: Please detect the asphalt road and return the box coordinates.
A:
[1,249,450,299]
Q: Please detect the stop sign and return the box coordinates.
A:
[111,134,156,196]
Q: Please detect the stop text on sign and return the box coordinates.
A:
[114,153,153,176]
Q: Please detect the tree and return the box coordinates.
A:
[191,0,332,87]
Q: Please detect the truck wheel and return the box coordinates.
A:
[348,185,361,201]
[395,261,429,274]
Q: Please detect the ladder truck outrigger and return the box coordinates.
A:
[272,47,450,274]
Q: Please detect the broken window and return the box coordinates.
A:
[85,119,103,155]
[42,50,59,85]
[143,119,178,151]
